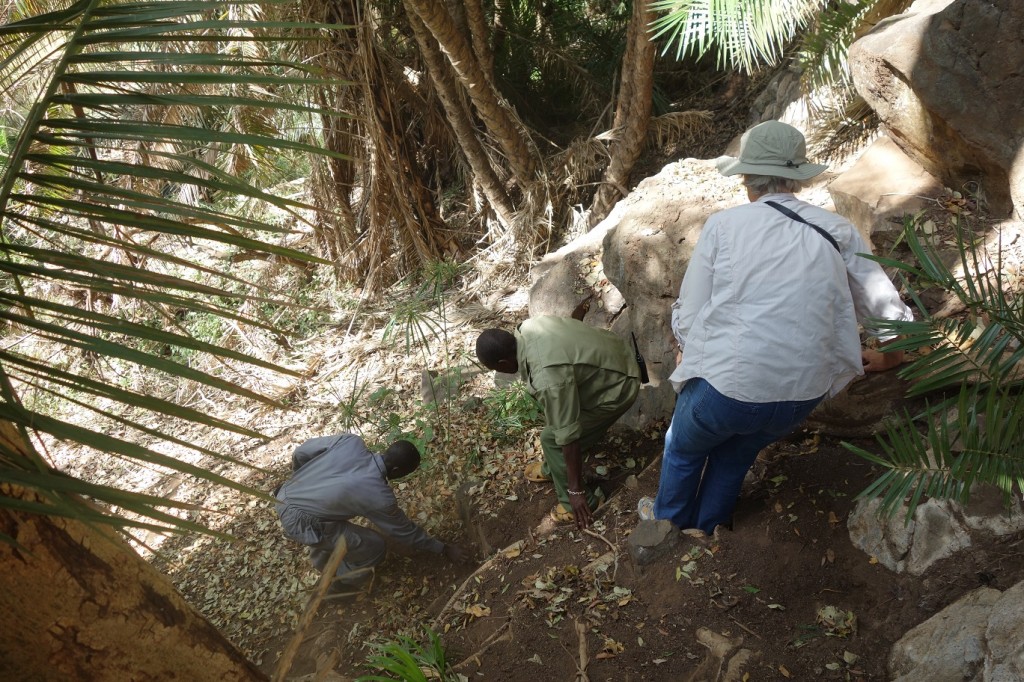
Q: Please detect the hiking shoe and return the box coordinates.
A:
[637,496,655,521]
[550,502,575,524]
[524,461,551,483]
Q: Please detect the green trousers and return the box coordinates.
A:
[541,378,640,508]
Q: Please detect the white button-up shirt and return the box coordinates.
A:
[669,193,914,401]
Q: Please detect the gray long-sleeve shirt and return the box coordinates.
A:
[274,433,443,554]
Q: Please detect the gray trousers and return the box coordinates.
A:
[310,522,387,586]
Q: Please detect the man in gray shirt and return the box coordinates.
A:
[275,433,467,588]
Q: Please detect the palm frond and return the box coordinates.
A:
[0,0,349,535]
[650,0,825,73]
[850,213,1024,520]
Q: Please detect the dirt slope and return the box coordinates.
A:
[273,419,1024,681]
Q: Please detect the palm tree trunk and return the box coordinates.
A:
[462,0,495,80]
[360,14,454,272]
[407,8,516,230]
[589,0,656,226]
[404,0,539,183]
[0,426,262,681]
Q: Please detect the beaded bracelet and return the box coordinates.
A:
[567,489,586,496]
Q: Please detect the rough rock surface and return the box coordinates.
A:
[848,495,1024,576]
[529,152,903,432]
[889,580,1024,681]
[529,158,740,427]
[850,0,1024,219]
[600,160,737,425]
[626,519,679,566]
[828,135,944,244]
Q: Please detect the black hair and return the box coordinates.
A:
[383,439,420,479]
[476,328,516,369]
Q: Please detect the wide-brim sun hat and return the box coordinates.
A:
[715,120,828,181]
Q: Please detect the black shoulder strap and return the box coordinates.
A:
[764,200,841,253]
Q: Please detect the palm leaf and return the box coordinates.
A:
[650,0,825,73]
[0,0,350,536]
[849,216,1024,520]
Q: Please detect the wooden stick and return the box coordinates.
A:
[582,528,615,554]
[312,646,341,682]
[728,615,762,641]
[574,618,590,682]
[451,620,512,671]
[430,540,523,631]
[272,536,349,682]
[583,529,619,581]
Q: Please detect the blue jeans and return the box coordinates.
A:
[654,378,823,533]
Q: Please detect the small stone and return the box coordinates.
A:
[628,519,679,566]
[623,475,639,490]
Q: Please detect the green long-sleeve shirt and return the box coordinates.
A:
[515,316,640,445]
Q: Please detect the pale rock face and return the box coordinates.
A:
[889,581,1024,682]
[850,0,1024,219]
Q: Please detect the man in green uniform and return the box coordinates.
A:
[475,316,641,529]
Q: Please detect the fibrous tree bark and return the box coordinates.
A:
[0,423,263,681]
[462,0,495,81]
[404,0,540,184]
[589,0,656,226]
[406,6,516,232]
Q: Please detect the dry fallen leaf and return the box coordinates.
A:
[596,637,624,659]
[779,664,792,678]
[817,605,857,637]
[465,603,491,618]
[502,541,524,559]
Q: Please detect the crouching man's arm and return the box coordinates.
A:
[365,501,470,564]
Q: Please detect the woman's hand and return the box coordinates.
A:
[862,348,904,372]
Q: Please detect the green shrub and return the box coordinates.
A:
[357,627,459,682]
[483,382,541,443]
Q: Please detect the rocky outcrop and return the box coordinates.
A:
[828,135,944,246]
[850,0,1024,219]
[527,147,940,430]
[528,0,1024,430]
[847,498,971,576]
[889,581,1024,681]
[529,158,739,427]
[599,160,738,425]
[848,493,1024,576]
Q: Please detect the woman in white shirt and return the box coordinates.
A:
[648,120,913,534]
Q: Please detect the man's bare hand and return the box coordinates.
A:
[442,543,471,564]
[862,348,904,373]
[568,493,593,530]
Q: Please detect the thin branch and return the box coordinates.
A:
[272,536,349,682]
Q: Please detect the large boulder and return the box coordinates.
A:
[528,158,743,426]
[889,581,1024,681]
[848,491,1024,576]
[828,135,944,246]
[601,159,741,424]
[889,586,998,682]
[849,0,1024,219]
[529,151,925,430]
[847,498,972,576]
